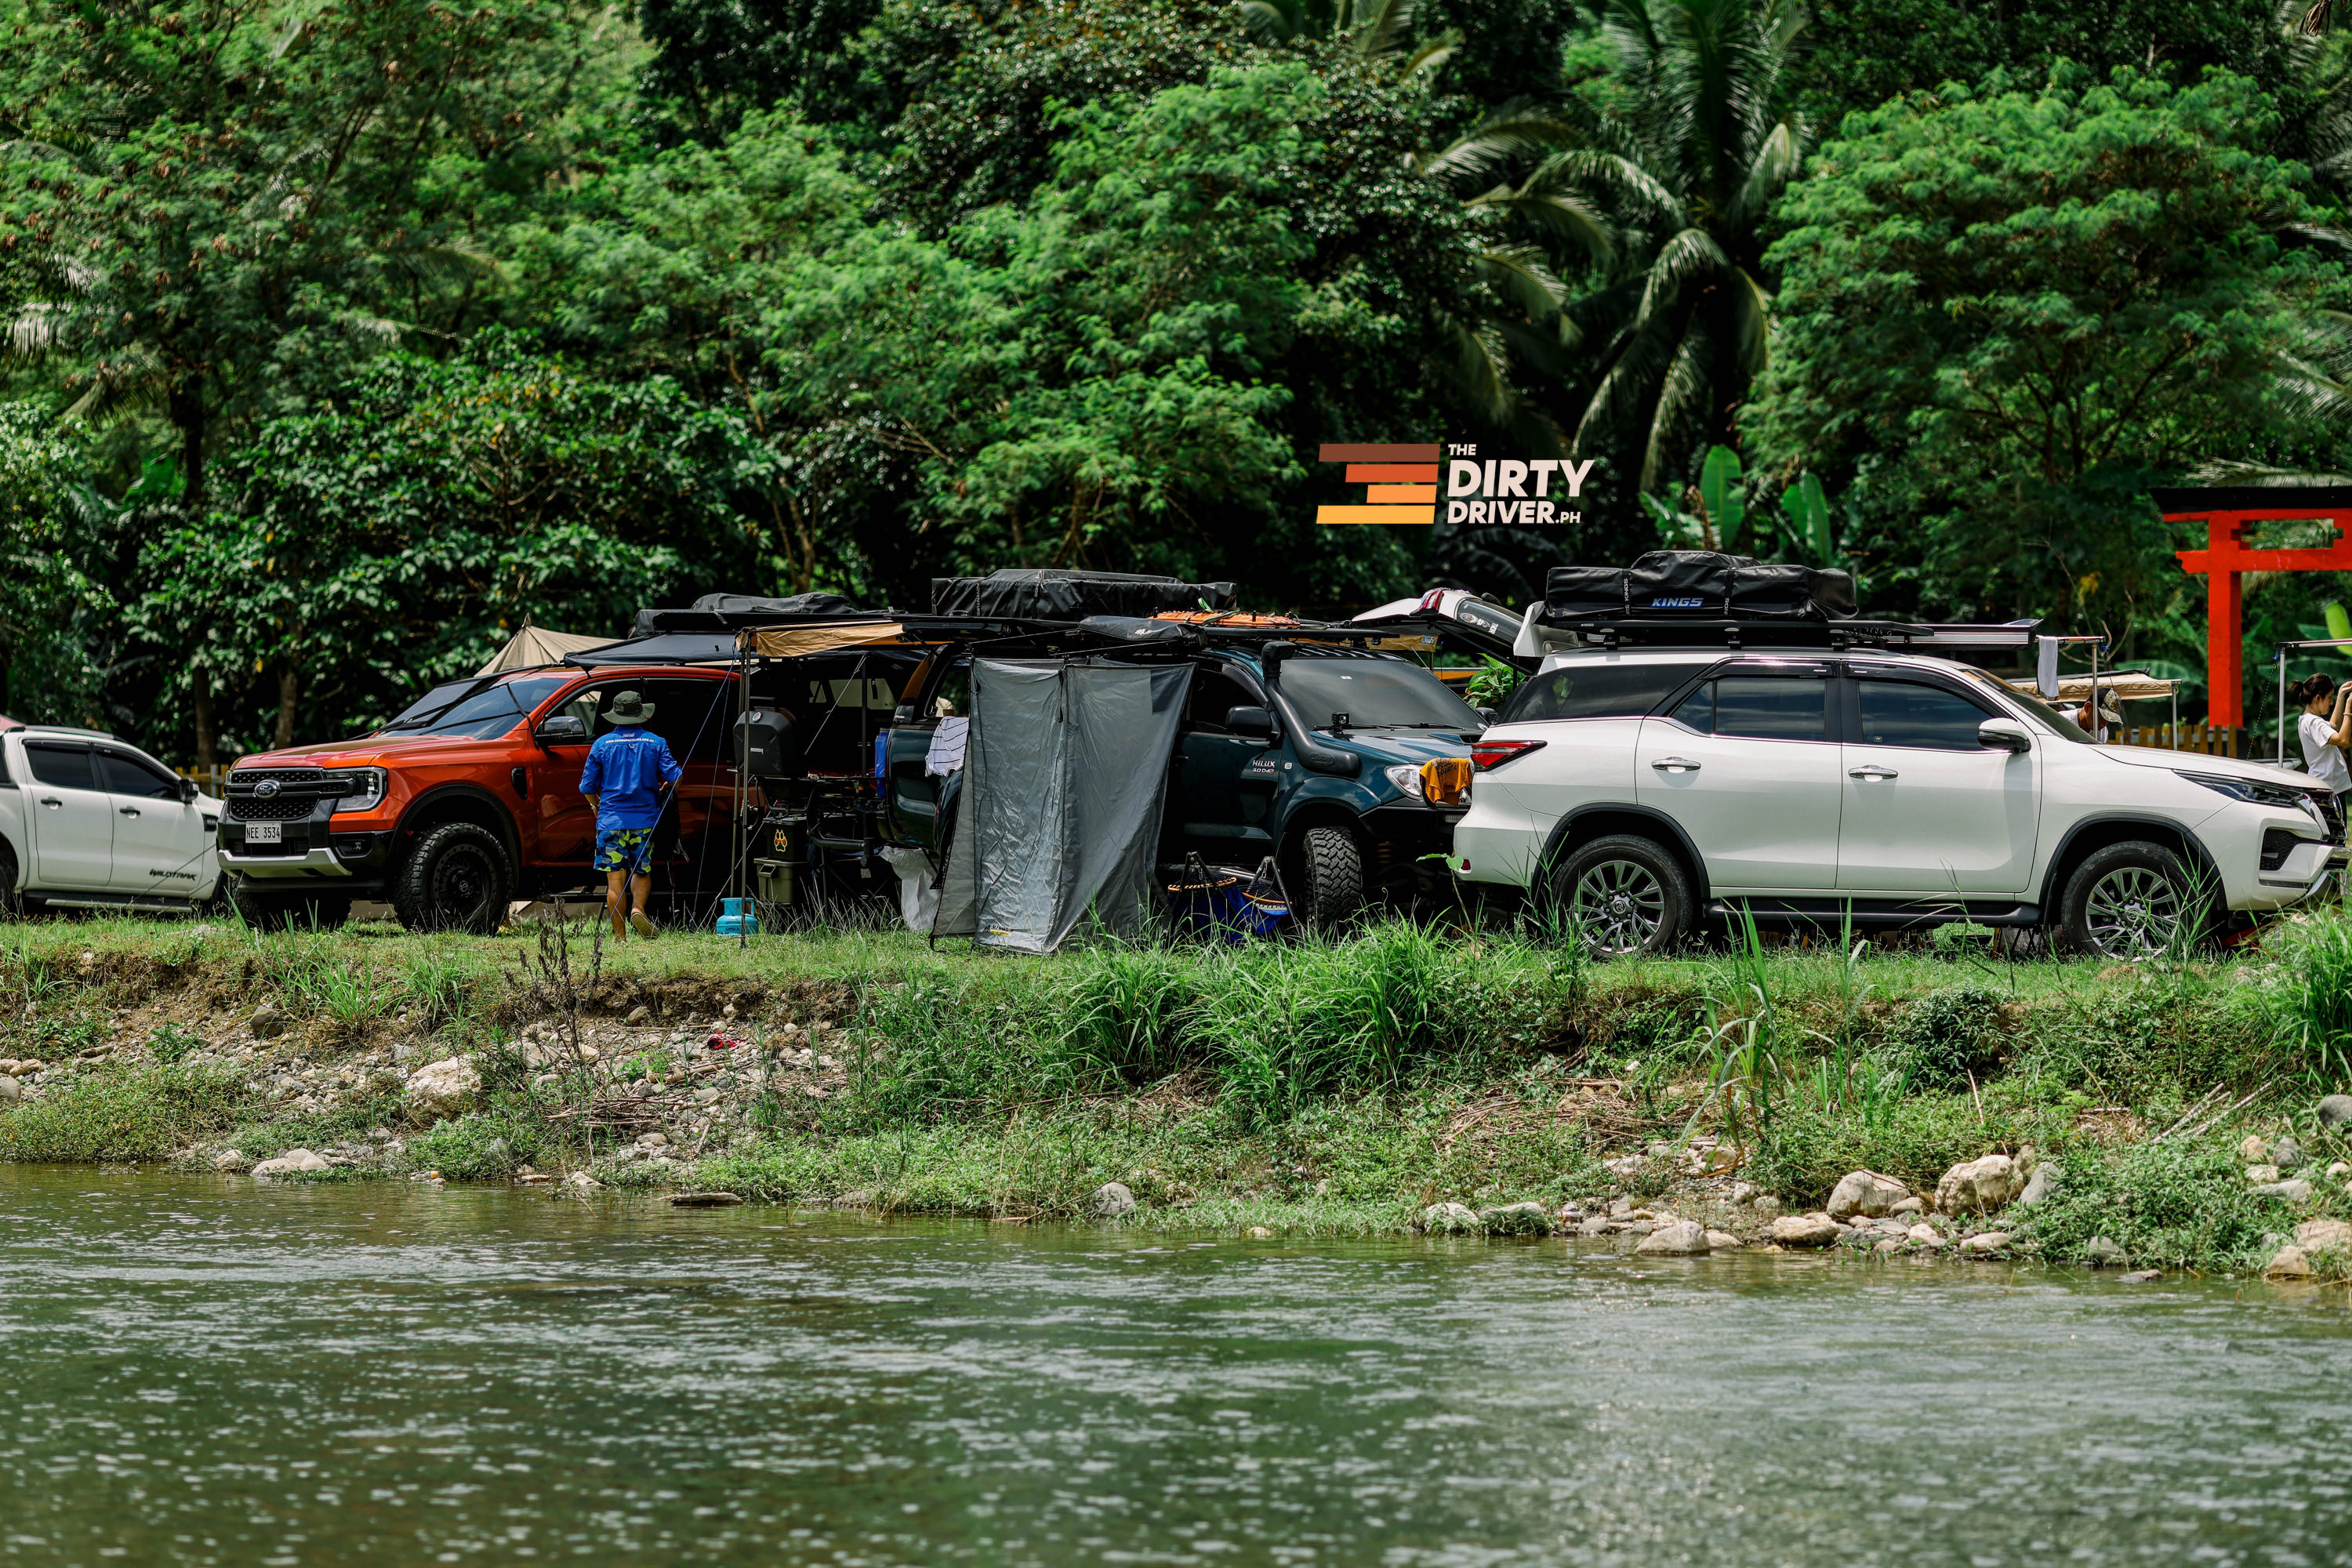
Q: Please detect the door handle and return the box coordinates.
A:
[1650,757,1701,773]
[40,797,61,808]
[118,807,140,817]
[1849,765,1900,780]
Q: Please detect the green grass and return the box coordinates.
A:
[8,906,2352,1269]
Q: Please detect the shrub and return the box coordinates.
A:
[0,1064,249,1162]
[2017,1138,2291,1272]
[1878,986,2007,1091]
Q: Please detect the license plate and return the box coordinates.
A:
[245,823,282,845]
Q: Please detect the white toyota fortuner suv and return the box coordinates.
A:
[0,724,224,915]
[1453,635,2347,958]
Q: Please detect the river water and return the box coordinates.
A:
[3,1166,2350,1566]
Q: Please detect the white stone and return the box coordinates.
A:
[1825,1171,1910,1220]
[1907,1223,1943,1246]
[1091,1181,1138,1218]
[1769,1214,1840,1248]
[0,1074,18,1105]
[212,1149,250,1173]
[2016,1165,2054,1207]
[2245,1163,2281,1185]
[565,1171,601,1192]
[1704,1229,1742,1250]
[2265,1244,2314,1279]
[2295,1218,2352,1253]
[252,1148,330,1178]
[1957,1231,2011,1257]
[1421,1202,1479,1234]
[1635,1220,1711,1254]
[1889,1196,1924,1216]
[1935,1150,2036,1215]
[2253,1178,2315,1205]
[2240,1134,2270,1163]
[406,1057,481,1118]
[1727,1181,1760,1205]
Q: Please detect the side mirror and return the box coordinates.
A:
[178,776,200,803]
[1225,705,1276,739]
[1476,706,1497,724]
[535,713,586,744]
[1979,717,2032,753]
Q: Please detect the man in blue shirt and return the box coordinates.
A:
[579,689,683,940]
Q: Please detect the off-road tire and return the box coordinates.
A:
[0,839,25,919]
[393,822,514,935]
[2060,840,2206,960]
[228,873,352,932]
[1548,834,1692,958]
[1297,826,1366,928]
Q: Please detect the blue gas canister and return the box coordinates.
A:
[717,896,759,937]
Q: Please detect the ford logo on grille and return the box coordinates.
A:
[256,780,281,798]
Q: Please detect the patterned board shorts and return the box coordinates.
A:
[593,828,655,872]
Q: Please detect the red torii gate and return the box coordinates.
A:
[2162,485,2352,729]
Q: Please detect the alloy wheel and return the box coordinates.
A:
[1570,858,1667,956]
[2082,866,2183,957]
[430,844,495,925]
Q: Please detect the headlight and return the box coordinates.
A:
[1382,763,1424,796]
[327,767,388,814]
[2174,771,2315,811]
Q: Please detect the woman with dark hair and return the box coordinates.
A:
[2296,673,2352,798]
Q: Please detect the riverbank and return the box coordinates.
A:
[5,910,2352,1275]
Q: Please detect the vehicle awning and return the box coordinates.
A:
[565,633,740,666]
[477,623,618,674]
[2005,671,2178,702]
[739,621,907,658]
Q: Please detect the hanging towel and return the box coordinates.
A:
[924,717,970,777]
[2036,637,2060,700]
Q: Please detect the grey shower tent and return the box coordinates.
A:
[932,658,1188,953]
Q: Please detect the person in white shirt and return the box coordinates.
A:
[2296,673,2352,798]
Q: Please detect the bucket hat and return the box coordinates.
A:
[607,689,655,726]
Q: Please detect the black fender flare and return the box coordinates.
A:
[2037,813,2223,914]
[1537,804,1713,902]
[393,782,524,869]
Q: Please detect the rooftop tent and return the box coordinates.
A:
[931,658,1188,953]
[476,623,619,675]
[930,568,1236,620]
[633,590,867,637]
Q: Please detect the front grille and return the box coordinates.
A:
[227,766,330,822]
[230,797,310,822]
[2318,793,2347,845]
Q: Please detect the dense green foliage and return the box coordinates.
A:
[9,0,2352,751]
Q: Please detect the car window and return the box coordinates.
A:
[98,749,183,799]
[386,679,486,730]
[502,673,577,717]
[1279,658,1482,731]
[1505,662,1691,723]
[1715,677,1829,741]
[1671,677,1829,741]
[1188,669,1260,732]
[24,742,94,789]
[639,680,733,762]
[1957,666,2097,743]
[1857,680,1994,750]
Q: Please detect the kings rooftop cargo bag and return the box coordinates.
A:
[1544,552,1856,622]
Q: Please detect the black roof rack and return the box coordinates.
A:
[1546,617,2041,652]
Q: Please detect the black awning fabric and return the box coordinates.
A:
[633,591,868,636]
[930,568,1236,619]
[568,633,740,666]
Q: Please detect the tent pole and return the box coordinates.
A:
[736,633,750,949]
[2279,646,2288,768]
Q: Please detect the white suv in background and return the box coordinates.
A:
[0,725,223,915]
[1452,645,2346,957]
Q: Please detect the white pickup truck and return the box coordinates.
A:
[0,724,223,914]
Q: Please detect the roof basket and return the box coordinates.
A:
[931,568,1236,620]
[1545,553,1857,624]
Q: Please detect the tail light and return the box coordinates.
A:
[1472,737,1546,771]
[1419,756,1473,806]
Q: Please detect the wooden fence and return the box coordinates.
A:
[176,764,234,797]
[2107,724,2246,756]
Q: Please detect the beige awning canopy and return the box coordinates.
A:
[739,621,906,658]
[2005,670,2179,702]
[477,623,619,674]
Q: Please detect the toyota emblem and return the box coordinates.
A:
[256,780,281,798]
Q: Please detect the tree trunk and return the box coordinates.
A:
[193,668,216,767]
[169,381,206,503]
[274,665,299,750]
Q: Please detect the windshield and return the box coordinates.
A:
[385,680,486,731]
[1278,658,1483,731]
[1960,668,2096,742]
[391,673,576,739]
